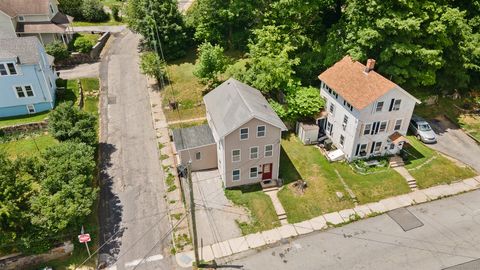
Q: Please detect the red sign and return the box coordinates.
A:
[78,234,91,243]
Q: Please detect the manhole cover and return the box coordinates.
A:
[108,96,116,105]
[443,258,480,269]
[387,208,423,232]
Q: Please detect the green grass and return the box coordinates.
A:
[0,111,50,128]
[72,15,125,26]
[0,134,58,158]
[278,134,409,223]
[168,119,207,130]
[404,136,476,188]
[81,78,100,116]
[225,185,280,235]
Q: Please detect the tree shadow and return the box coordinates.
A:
[97,142,124,266]
[401,143,426,166]
[279,147,301,185]
[428,115,460,136]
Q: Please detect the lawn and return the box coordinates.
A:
[225,185,280,235]
[72,15,124,26]
[413,90,480,142]
[404,136,476,188]
[0,134,58,158]
[0,111,50,128]
[278,134,409,223]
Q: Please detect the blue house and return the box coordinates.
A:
[0,36,57,117]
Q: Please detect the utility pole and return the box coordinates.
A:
[187,161,200,266]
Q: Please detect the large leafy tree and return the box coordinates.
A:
[58,0,84,19]
[324,0,480,90]
[286,86,325,120]
[48,102,97,146]
[194,42,228,85]
[126,0,189,60]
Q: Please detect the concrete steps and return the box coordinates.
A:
[389,156,405,168]
[407,179,418,191]
[263,187,289,225]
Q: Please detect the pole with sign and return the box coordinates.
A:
[78,226,91,257]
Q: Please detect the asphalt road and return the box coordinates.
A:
[97,30,173,270]
[226,190,480,270]
[427,116,480,173]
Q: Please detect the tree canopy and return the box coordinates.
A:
[194,42,228,85]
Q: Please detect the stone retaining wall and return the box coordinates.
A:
[0,242,73,270]
[90,32,111,59]
[0,121,48,135]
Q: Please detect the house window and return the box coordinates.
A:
[363,123,372,135]
[329,104,335,115]
[257,125,266,137]
[340,135,345,147]
[394,119,402,131]
[326,122,333,136]
[343,100,353,111]
[265,145,273,157]
[393,99,401,111]
[342,115,348,131]
[232,149,241,162]
[26,104,35,114]
[390,143,395,150]
[232,169,240,181]
[240,128,249,140]
[250,147,258,159]
[356,144,367,156]
[249,167,258,179]
[379,121,387,132]
[376,101,384,112]
[15,85,34,98]
[0,62,18,76]
[18,16,25,21]
[195,152,201,160]
[374,142,382,152]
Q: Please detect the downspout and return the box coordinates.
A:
[37,60,54,108]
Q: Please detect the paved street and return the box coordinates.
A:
[428,116,480,172]
[98,30,173,270]
[226,190,480,270]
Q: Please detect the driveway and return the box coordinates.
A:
[229,189,480,269]
[58,62,99,79]
[97,30,173,270]
[72,25,126,33]
[427,115,480,173]
[192,170,247,246]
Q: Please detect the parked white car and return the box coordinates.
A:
[409,115,437,143]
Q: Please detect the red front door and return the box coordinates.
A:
[262,163,272,180]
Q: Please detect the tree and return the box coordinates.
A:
[125,0,189,60]
[45,41,70,61]
[48,102,97,146]
[81,0,109,22]
[74,36,95,53]
[140,52,167,84]
[58,0,84,19]
[30,142,97,233]
[194,42,228,85]
[286,86,325,120]
[241,25,300,95]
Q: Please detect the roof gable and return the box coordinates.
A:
[203,78,287,138]
[318,56,419,110]
[0,36,42,64]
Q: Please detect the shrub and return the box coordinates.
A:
[194,42,228,85]
[140,52,166,84]
[48,102,97,146]
[45,41,70,61]
[112,5,121,21]
[81,0,109,22]
[74,36,95,53]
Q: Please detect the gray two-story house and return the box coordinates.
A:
[172,78,287,188]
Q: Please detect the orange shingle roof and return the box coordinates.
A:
[389,132,409,144]
[318,56,399,110]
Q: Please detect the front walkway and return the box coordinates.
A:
[175,176,480,267]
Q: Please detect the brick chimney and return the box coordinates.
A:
[365,59,376,73]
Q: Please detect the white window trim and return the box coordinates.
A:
[340,135,345,147]
[240,127,249,141]
[26,104,36,114]
[232,149,241,162]
[264,144,273,157]
[249,146,259,160]
[329,104,335,115]
[232,169,241,181]
[13,85,35,99]
[375,101,384,112]
[256,125,266,138]
[0,62,20,76]
[374,142,382,152]
[393,99,402,111]
[379,121,388,133]
[249,167,258,179]
[363,123,372,135]
[394,119,403,131]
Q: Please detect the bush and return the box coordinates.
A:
[45,41,70,61]
[112,5,121,21]
[48,102,97,146]
[74,36,95,53]
[81,0,109,22]
[194,42,228,84]
[140,52,166,84]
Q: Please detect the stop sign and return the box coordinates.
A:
[78,234,91,243]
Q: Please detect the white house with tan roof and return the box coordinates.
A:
[318,56,421,161]
[0,0,73,45]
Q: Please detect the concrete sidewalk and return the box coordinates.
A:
[175,176,480,268]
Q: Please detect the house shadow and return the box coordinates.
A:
[279,147,301,186]
[97,142,124,267]
[427,115,460,136]
[401,143,426,165]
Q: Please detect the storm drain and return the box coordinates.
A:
[443,258,480,270]
[387,208,423,232]
[108,96,117,105]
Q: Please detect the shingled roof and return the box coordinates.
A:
[172,124,216,151]
[204,78,287,138]
[318,56,419,110]
[0,36,43,64]
[0,0,52,17]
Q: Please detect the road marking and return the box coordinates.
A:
[125,254,164,268]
